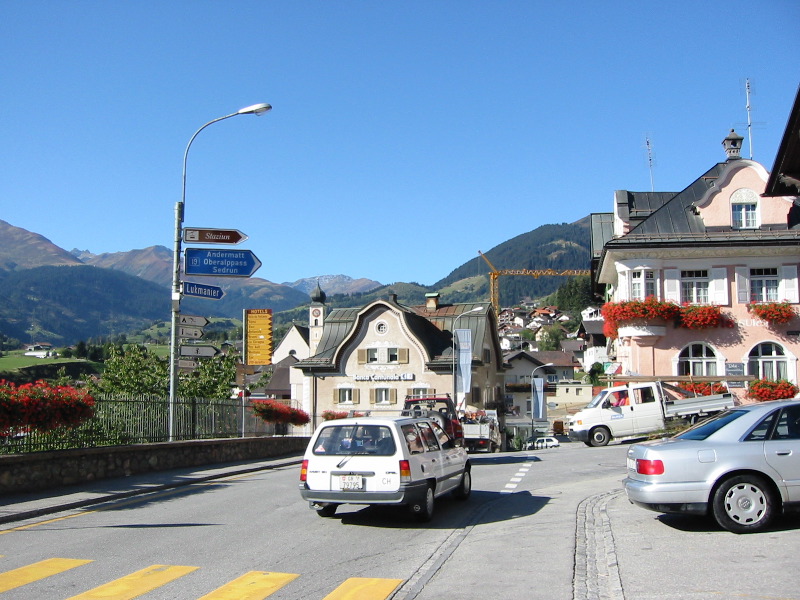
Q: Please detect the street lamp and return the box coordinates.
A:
[530,362,554,439]
[168,103,272,441]
[452,306,483,413]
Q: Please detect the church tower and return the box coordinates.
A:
[309,280,327,356]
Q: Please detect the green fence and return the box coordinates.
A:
[1,394,279,454]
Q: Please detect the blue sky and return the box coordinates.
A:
[2,1,798,287]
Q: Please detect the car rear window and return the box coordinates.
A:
[674,410,747,440]
[312,424,396,455]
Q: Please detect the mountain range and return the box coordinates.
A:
[0,218,591,345]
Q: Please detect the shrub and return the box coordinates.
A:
[0,380,95,434]
[251,399,310,426]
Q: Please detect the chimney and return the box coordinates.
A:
[425,292,440,310]
[722,129,744,160]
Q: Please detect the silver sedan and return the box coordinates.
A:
[623,399,800,533]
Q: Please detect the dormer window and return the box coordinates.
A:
[731,188,759,229]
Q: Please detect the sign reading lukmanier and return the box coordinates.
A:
[184,248,262,277]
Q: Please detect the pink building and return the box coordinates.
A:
[593,121,800,401]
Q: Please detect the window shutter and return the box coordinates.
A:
[369,388,376,405]
[389,389,397,404]
[357,349,367,364]
[710,268,728,305]
[664,269,680,302]
[398,348,409,363]
[352,389,360,405]
[617,271,630,301]
[333,389,340,404]
[735,267,750,304]
[780,265,799,303]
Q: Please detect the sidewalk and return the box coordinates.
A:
[0,454,304,525]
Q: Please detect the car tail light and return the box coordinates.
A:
[636,458,664,475]
[300,459,308,482]
[399,460,411,482]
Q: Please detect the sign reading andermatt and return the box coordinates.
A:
[354,373,415,381]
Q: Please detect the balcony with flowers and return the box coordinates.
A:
[746,301,796,326]
[601,297,680,342]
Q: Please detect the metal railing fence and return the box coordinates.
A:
[1,394,282,454]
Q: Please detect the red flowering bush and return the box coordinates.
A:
[747,302,795,324]
[681,382,727,396]
[0,380,95,434]
[601,297,679,339]
[678,304,734,329]
[251,400,310,426]
[321,410,364,420]
[747,379,798,402]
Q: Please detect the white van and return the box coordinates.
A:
[299,416,471,521]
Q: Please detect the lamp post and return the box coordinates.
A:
[168,103,272,441]
[530,362,553,440]
[451,306,483,413]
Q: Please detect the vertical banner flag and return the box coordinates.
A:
[244,308,273,365]
[532,378,546,419]
[455,328,472,411]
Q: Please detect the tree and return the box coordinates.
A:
[537,325,566,351]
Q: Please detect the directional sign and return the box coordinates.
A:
[182,281,225,300]
[178,314,210,327]
[183,228,248,245]
[178,326,204,339]
[244,308,273,365]
[180,345,219,357]
[178,359,199,371]
[184,248,262,278]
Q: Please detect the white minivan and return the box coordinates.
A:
[299,416,471,521]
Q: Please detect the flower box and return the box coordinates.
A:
[747,301,795,324]
[747,379,798,402]
[678,304,731,329]
[601,297,680,339]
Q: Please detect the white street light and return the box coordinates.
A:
[168,103,272,441]
[530,362,554,438]
[451,306,483,413]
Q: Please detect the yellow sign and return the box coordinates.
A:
[244,308,273,365]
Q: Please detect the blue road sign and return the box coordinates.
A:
[184,248,262,278]
[182,281,225,300]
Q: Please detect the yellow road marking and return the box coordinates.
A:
[66,564,198,599]
[198,571,299,599]
[323,577,404,600]
[0,558,92,593]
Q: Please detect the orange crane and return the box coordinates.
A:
[478,251,590,314]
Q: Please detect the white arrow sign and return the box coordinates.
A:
[178,359,199,370]
[178,326,204,339]
[179,345,219,357]
[179,314,210,327]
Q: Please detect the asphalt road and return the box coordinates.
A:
[1,442,799,599]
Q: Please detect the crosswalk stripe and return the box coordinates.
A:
[66,564,199,600]
[322,577,404,600]
[0,558,92,593]
[198,571,299,599]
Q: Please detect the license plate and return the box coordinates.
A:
[340,475,363,491]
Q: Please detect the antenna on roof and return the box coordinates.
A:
[645,135,656,192]
[745,78,754,159]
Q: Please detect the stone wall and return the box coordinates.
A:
[0,437,310,494]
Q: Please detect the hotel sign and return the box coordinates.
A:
[353,373,416,382]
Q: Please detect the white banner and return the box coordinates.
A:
[455,328,472,411]
[532,378,546,419]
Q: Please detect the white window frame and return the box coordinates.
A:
[731,188,760,230]
[677,343,718,376]
[630,269,657,300]
[736,265,799,304]
[749,268,780,302]
[680,270,709,304]
[748,342,788,381]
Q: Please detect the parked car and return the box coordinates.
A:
[623,399,800,533]
[299,416,471,521]
[526,436,560,449]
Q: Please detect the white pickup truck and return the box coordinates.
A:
[568,381,735,447]
[461,409,502,453]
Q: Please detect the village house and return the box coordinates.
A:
[292,290,505,433]
[592,96,800,400]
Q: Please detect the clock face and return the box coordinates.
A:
[312,308,321,317]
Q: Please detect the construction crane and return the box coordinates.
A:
[478,251,590,314]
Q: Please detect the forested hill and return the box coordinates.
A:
[433,221,591,305]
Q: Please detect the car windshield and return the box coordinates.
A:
[674,409,747,440]
[312,424,397,456]
[586,389,610,409]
